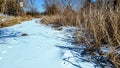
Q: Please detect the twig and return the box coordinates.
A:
[63,58,82,68]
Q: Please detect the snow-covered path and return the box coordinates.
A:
[0,19,72,68]
[0,19,95,68]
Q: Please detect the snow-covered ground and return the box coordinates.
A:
[0,19,94,68]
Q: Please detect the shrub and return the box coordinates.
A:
[45,4,61,15]
[59,6,76,26]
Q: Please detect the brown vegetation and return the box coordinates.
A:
[42,0,120,67]
[75,2,120,67]
[0,15,33,28]
[41,15,61,24]
[0,0,22,16]
[0,0,41,28]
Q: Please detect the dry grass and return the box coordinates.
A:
[0,15,33,28]
[41,1,120,67]
[41,7,78,26]
[41,15,61,24]
[0,0,41,28]
[74,2,120,68]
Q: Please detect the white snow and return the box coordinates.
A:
[0,18,94,68]
[1,51,7,54]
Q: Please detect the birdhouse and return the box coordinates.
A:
[20,2,23,7]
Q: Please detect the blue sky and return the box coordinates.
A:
[23,0,45,12]
[34,0,45,12]
[31,0,96,12]
[92,0,96,2]
[22,0,44,12]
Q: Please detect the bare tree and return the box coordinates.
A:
[43,0,85,13]
[43,0,60,15]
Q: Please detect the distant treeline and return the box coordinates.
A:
[42,0,119,15]
[0,0,39,16]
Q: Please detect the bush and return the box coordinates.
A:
[26,8,41,17]
[45,4,61,15]
[59,6,76,26]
